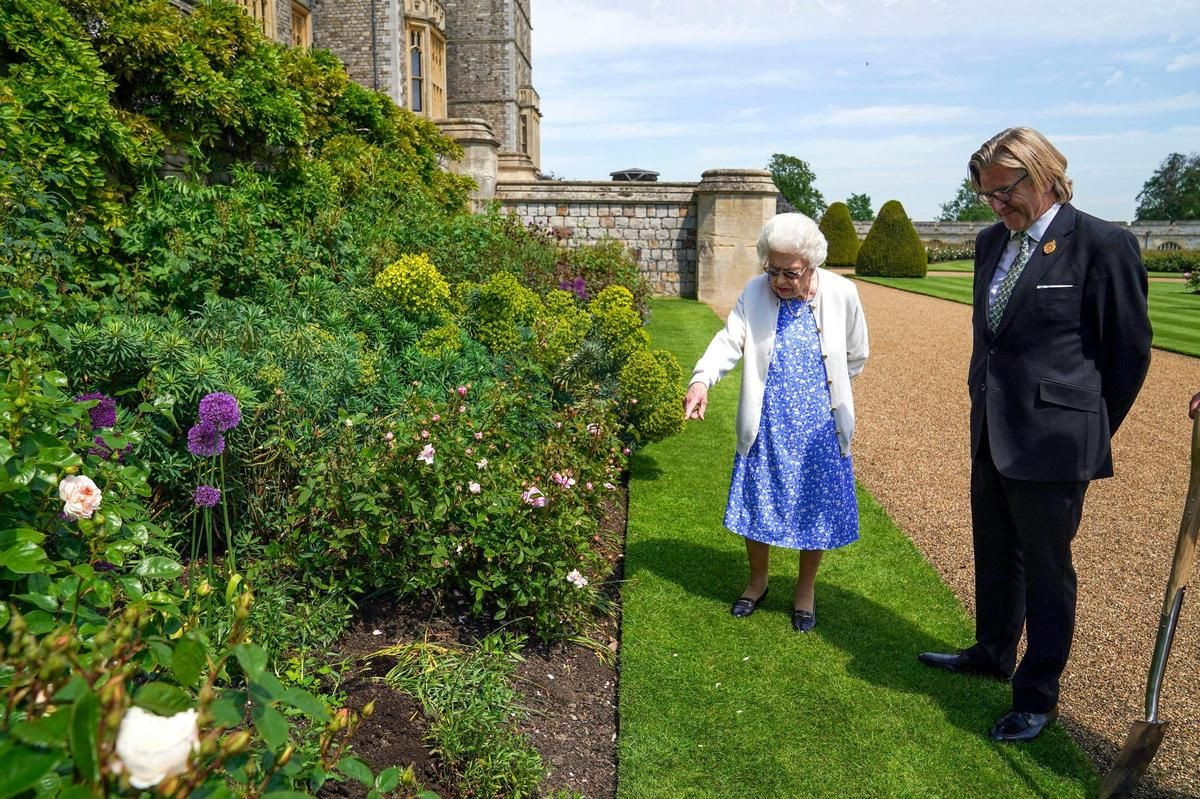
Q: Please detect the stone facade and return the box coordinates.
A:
[310,0,401,104]
[442,0,540,176]
[497,181,699,298]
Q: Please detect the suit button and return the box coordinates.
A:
[989,347,998,355]
[980,385,987,392]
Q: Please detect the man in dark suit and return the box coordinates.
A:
[918,127,1152,742]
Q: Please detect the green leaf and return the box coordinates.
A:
[0,743,62,798]
[0,541,48,574]
[279,687,329,722]
[12,593,58,614]
[261,792,310,799]
[0,605,8,629]
[69,691,100,783]
[417,792,441,799]
[133,682,192,716]
[374,766,400,793]
[171,635,207,687]
[10,710,70,749]
[233,643,267,680]
[337,756,373,786]
[134,556,182,579]
[251,704,288,750]
[211,692,246,727]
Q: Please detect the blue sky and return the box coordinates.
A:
[531,0,1200,221]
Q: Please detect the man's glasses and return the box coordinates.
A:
[763,265,810,281]
[977,172,1028,204]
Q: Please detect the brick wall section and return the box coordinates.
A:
[442,0,519,152]
[497,182,699,298]
[312,0,399,103]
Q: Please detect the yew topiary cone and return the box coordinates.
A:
[855,199,928,277]
[818,202,861,268]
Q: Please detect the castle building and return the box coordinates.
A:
[213,0,541,182]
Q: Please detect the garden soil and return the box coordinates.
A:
[851,279,1200,799]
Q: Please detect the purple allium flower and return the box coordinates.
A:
[193,485,221,508]
[198,392,241,431]
[92,560,119,573]
[74,392,117,429]
[186,421,225,457]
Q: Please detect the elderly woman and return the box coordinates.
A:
[683,212,868,632]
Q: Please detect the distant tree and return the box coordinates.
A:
[937,178,995,222]
[818,202,860,268]
[1135,152,1200,221]
[767,153,826,218]
[845,193,874,221]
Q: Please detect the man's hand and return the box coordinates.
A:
[683,382,709,421]
[1190,392,1200,420]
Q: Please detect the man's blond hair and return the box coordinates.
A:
[969,127,1073,204]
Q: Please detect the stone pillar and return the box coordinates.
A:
[497,151,540,182]
[693,169,779,317]
[435,118,500,209]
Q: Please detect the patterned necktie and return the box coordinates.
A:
[988,232,1034,332]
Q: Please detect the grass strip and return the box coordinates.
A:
[619,297,1100,798]
[855,276,1200,357]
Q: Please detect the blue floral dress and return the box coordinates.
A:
[723,297,859,550]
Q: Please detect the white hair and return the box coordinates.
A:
[756,213,828,268]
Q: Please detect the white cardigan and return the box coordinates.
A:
[689,269,869,456]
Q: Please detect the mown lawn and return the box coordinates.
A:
[618,298,1100,799]
[855,275,1200,357]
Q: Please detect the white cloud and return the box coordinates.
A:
[1053,93,1200,117]
[1167,52,1200,71]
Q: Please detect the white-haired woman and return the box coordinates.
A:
[683,212,869,632]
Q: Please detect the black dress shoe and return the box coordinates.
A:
[916,650,1011,681]
[791,609,816,632]
[988,708,1058,742]
[730,588,767,618]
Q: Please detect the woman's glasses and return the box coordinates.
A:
[763,265,810,281]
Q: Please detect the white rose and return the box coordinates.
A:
[59,474,102,520]
[114,707,200,789]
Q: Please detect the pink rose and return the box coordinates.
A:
[432,414,441,422]
[59,475,102,520]
[474,432,483,440]
[457,385,468,396]
[469,481,481,494]
[417,445,435,465]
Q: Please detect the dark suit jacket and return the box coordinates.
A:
[968,203,1152,482]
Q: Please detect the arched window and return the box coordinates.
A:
[404,21,445,117]
[409,28,424,113]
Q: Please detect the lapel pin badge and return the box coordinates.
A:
[1043,239,1057,255]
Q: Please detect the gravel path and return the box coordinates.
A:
[849,280,1200,798]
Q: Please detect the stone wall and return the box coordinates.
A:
[442,0,519,153]
[496,181,699,298]
[312,0,399,104]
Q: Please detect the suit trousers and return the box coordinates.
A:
[967,429,1089,713]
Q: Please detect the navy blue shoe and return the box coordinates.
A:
[791,609,816,632]
[730,589,767,618]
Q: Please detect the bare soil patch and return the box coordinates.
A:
[319,491,625,799]
[850,280,1200,798]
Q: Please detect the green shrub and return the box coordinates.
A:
[619,349,685,444]
[460,271,540,355]
[855,199,928,277]
[1143,248,1200,274]
[818,202,860,268]
[374,252,452,324]
[589,285,650,359]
